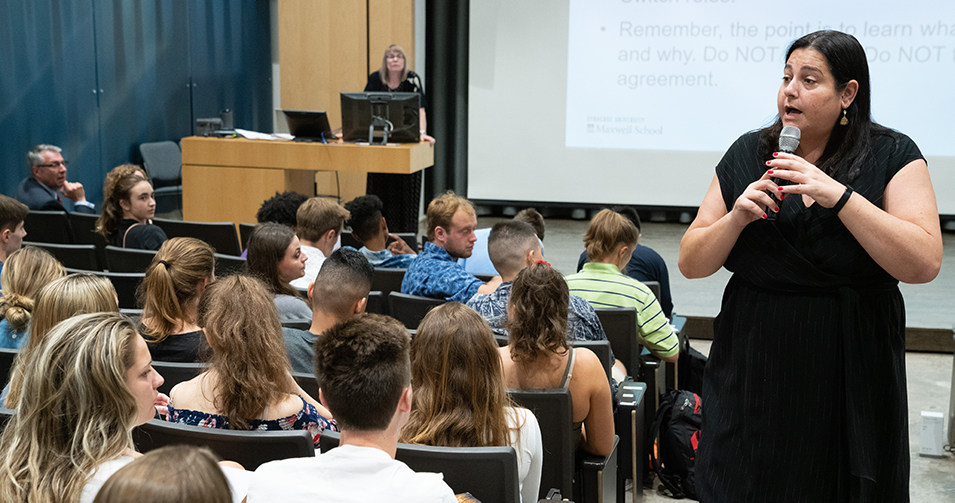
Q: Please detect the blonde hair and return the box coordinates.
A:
[379,44,409,84]
[296,197,349,243]
[426,191,475,241]
[583,209,638,262]
[0,313,140,503]
[93,445,231,503]
[197,275,292,430]
[6,273,118,408]
[0,246,65,333]
[139,237,215,344]
[401,303,519,449]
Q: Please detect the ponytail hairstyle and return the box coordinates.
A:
[96,168,149,241]
[139,237,215,343]
[0,313,140,503]
[506,262,569,364]
[0,246,65,333]
[583,209,638,263]
[6,273,118,408]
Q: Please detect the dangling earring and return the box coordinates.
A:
[840,109,849,126]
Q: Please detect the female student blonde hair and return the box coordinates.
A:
[92,445,231,503]
[583,208,638,262]
[0,313,143,502]
[138,237,215,344]
[5,273,118,408]
[0,246,65,334]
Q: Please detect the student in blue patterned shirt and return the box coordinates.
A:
[401,192,500,302]
[343,195,417,268]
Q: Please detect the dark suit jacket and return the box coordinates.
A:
[15,177,95,214]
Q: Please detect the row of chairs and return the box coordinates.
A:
[25,241,246,277]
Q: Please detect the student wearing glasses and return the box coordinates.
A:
[15,144,96,213]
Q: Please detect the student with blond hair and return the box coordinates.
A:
[0,246,65,349]
[138,237,215,362]
[93,445,232,503]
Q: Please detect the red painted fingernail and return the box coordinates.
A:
[778,187,784,191]
[774,206,780,212]
[773,152,778,157]
[780,194,786,200]
[766,161,772,165]
[767,170,774,174]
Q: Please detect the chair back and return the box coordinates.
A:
[139,141,182,183]
[508,388,575,499]
[573,340,613,382]
[24,242,100,271]
[473,272,495,283]
[594,308,640,378]
[238,223,256,252]
[151,361,208,396]
[105,245,157,273]
[366,291,385,315]
[319,431,520,503]
[214,253,246,277]
[69,211,109,267]
[291,372,319,400]
[387,292,445,329]
[133,419,314,471]
[339,230,362,249]
[371,267,406,299]
[642,280,661,302]
[153,218,241,256]
[0,348,18,389]
[65,268,146,309]
[24,210,74,244]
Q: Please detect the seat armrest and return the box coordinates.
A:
[577,436,619,503]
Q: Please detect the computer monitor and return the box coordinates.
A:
[283,110,333,142]
[340,92,420,143]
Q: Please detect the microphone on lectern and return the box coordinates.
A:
[766,126,800,220]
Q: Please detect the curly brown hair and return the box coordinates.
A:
[197,275,292,430]
[506,262,569,364]
[401,303,518,448]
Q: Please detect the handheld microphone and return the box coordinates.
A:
[766,126,800,220]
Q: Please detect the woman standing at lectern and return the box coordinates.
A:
[365,44,434,145]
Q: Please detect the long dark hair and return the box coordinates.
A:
[758,30,889,183]
[245,222,299,298]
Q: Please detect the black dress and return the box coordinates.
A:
[115,219,167,251]
[364,71,426,109]
[698,130,922,502]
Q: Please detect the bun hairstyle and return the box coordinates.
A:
[506,262,569,364]
[583,209,638,262]
[139,237,215,344]
[0,246,65,333]
[96,169,150,241]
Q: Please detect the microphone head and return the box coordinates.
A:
[778,126,800,154]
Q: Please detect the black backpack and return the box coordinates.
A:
[650,389,702,500]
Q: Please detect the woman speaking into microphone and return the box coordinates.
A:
[679,31,941,501]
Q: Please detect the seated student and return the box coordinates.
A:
[499,263,615,457]
[2,273,119,408]
[566,209,679,363]
[290,198,350,290]
[0,313,248,503]
[0,246,65,349]
[402,303,543,503]
[96,169,167,250]
[343,194,417,268]
[245,222,312,321]
[15,144,96,213]
[93,445,232,503]
[241,191,309,258]
[138,237,215,362]
[0,194,28,280]
[166,275,335,447]
[459,207,545,276]
[577,206,674,318]
[283,248,374,373]
[401,192,500,302]
[247,313,457,502]
[466,221,627,381]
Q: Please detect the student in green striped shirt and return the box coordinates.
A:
[565,209,679,363]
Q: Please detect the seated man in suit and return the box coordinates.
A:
[401,192,500,302]
[290,197,350,290]
[577,206,674,318]
[0,195,29,279]
[282,248,374,373]
[248,313,458,502]
[343,194,417,268]
[15,145,95,213]
[467,220,627,380]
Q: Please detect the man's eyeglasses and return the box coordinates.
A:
[37,161,68,168]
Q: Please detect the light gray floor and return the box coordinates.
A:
[474,216,955,502]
